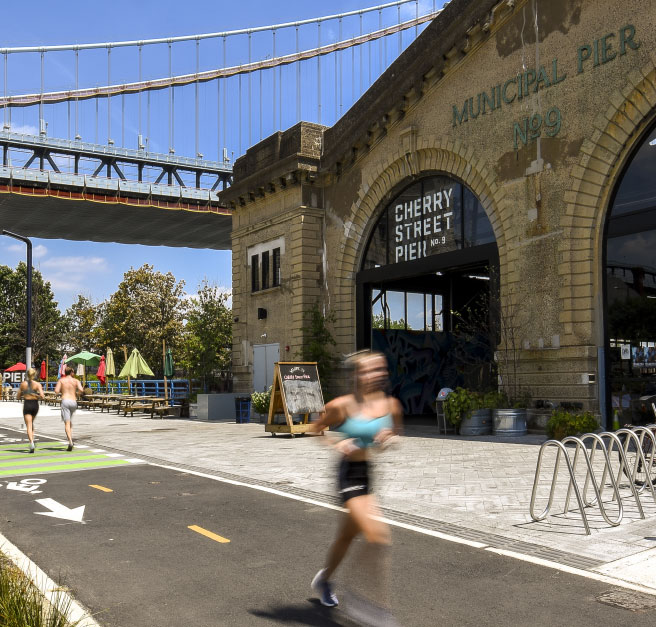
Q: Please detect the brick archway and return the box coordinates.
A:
[331,140,505,353]
[558,61,656,346]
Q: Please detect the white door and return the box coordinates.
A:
[253,343,280,392]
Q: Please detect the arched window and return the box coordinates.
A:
[605,124,656,425]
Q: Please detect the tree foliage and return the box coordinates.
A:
[299,302,337,384]
[62,295,100,354]
[180,281,232,388]
[96,264,186,376]
[372,312,406,330]
[0,263,64,366]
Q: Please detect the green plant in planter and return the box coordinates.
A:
[251,386,272,415]
[481,390,508,410]
[444,387,481,426]
[546,409,599,440]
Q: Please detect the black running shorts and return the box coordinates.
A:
[23,399,39,417]
[337,458,370,504]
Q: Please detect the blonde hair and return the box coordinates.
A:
[344,350,387,370]
[26,368,37,381]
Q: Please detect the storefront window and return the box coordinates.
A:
[606,124,656,425]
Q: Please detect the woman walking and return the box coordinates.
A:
[16,367,45,453]
[311,351,402,623]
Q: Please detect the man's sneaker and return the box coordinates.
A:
[311,569,338,607]
[67,441,74,452]
[29,442,35,454]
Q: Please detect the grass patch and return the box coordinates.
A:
[0,552,79,627]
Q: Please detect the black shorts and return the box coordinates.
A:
[23,399,39,417]
[337,458,370,504]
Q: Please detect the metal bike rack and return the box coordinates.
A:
[530,439,594,535]
[531,425,656,534]
[592,431,645,519]
[616,428,656,502]
[565,433,625,522]
[622,426,656,495]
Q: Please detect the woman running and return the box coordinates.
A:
[311,351,402,620]
[16,367,45,453]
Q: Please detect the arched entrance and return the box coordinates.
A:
[356,174,499,416]
[605,123,656,425]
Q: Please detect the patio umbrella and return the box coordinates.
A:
[163,347,174,400]
[67,351,101,385]
[118,348,154,379]
[39,360,46,380]
[66,351,102,367]
[5,362,26,372]
[105,348,116,377]
[97,356,106,386]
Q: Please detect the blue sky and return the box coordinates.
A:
[1,1,437,311]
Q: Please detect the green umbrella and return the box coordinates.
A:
[66,351,102,385]
[66,351,102,366]
[105,348,116,377]
[164,348,174,377]
[163,347,174,401]
[118,348,154,379]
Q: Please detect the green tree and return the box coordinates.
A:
[62,295,101,354]
[0,263,64,366]
[300,302,337,385]
[372,312,406,329]
[180,281,232,390]
[97,264,186,375]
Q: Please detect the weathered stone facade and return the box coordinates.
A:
[223,0,656,418]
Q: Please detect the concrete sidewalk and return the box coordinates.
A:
[1,401,655,593]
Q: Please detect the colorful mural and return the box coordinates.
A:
[372,329,492,415]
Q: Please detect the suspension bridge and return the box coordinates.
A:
[0,1,439,249]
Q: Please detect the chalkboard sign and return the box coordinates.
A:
[278,363,324,414]
[265,362,325,436]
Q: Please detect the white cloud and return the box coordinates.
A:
[38,255,109,296]
[33,244,48,259]
[4,243,46,258]
[41,256,106,270]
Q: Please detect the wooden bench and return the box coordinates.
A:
[150,399,171,419]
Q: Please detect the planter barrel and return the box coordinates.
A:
[459,409,492,436]
[493,408,527,436]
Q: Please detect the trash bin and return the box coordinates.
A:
[235,396,251,423]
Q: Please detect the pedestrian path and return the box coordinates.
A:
[0,428,145,478]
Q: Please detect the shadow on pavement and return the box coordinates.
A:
[249,599,345,625]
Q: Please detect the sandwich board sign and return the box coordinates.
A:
[265,362,324,437]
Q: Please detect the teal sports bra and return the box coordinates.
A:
[335,413,393,448]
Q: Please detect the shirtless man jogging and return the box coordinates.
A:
[54,366,83,451]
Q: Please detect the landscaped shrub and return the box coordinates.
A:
[251,386,272,415]
[546,409,599,440]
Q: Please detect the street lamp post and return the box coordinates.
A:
[2,230,32,369]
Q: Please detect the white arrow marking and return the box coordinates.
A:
[34,498,85,523]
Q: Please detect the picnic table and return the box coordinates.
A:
[119,395,170,418]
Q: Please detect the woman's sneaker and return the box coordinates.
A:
[311,569,338,607]
[29,442,35,454]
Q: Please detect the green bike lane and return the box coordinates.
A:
[2,426,656,626]
[0,427,145,479]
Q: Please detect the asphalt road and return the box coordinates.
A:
[1,428,655,626]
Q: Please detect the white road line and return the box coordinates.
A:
[126,458,146,464]
[486,548,656,597]
[0,533,101,627]
[105,453,123,457]
[90,449,106,453]
[154,463,656,597]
